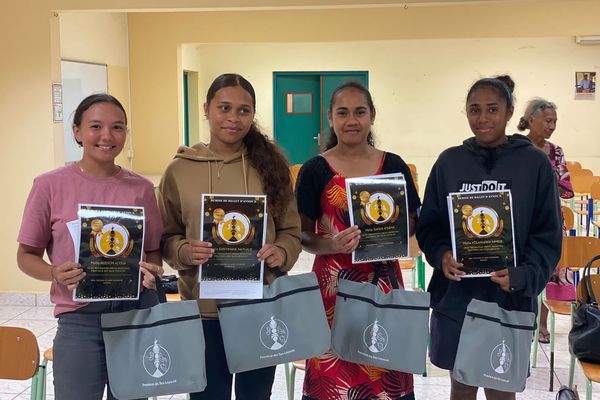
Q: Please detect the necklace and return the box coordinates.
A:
[78,162,121,177]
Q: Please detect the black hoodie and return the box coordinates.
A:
[416,134,562,321]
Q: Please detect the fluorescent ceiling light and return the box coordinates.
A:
[575,35,600,45]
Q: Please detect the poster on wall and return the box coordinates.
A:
[575,71,596,98]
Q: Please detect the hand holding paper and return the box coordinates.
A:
[331,226,361,254]
[139,261,164,290]
[257,244,285,268]
[441,250,465,282]
[52,261,85,290]
[186,239,214,265]
[490,268,510,291]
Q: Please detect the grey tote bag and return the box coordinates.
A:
[101,300,206,399]
[330,262,431,374]
[217,271,330,373]
[452,298,536,392]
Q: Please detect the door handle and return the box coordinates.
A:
[313,132,320,145]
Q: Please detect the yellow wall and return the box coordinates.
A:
[2,0,600,293]
[0,7,129,293]
[59,12,131,168]
[1,4,57,293]
[185,38,600,189]
[130,1,600,175]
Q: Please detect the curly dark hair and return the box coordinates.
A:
[206,73,292,218]
[324,81,375,151]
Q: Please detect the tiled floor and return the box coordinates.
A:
[2,253,600,399]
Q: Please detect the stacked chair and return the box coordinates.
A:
[531,160,600,393]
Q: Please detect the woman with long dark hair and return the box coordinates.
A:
[159,73,302,400]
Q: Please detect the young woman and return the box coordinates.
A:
[416,76,562,400]
[17,94,164,399]
[518,98,574,343]
[158,73,302,400]
[295,82,420,400]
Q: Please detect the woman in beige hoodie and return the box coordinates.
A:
[158,73,301,400]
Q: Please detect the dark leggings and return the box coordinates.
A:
[189,319,276,400]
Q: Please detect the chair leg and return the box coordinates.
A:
[285,362,297,400]
[532,294,542,368]
[569,302,576,389]
[549,310,555,392]
[417,255,426,291]
[30,360,47,400]
[30,370,38,400]
[568,353,576,389]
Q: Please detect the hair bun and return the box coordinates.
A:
[495,75,515,93]
[517,116,529,131]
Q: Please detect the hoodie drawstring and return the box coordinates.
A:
[482,147,498,174]
[208,161,213,193]
[242,152,248,195]
[207,153,249,194]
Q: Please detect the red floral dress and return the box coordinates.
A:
[296,154,420,400]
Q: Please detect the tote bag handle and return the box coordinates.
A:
[272,267,286,279]
[155,274,168,303]
[582,254,600,305]
[370,261,400,290]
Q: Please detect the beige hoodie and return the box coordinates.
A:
[158,143,302,319]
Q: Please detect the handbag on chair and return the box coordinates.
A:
[556,385,580,400]
[568,254,600,363]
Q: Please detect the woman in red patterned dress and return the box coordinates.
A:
[295,82,421,400]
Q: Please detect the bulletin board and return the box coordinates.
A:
[61,60,108,163]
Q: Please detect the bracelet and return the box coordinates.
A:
[50,267,58,283]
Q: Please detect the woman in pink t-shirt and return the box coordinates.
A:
[17,94,164,400]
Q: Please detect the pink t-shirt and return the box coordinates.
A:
[18,164,163,316]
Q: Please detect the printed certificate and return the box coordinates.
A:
[74,204,144,301]
[346,173,410,264]
[200,194,267,299]
[447,190,516,277]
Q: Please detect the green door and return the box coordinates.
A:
[274,75,321,165]
[274,72,368,165]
